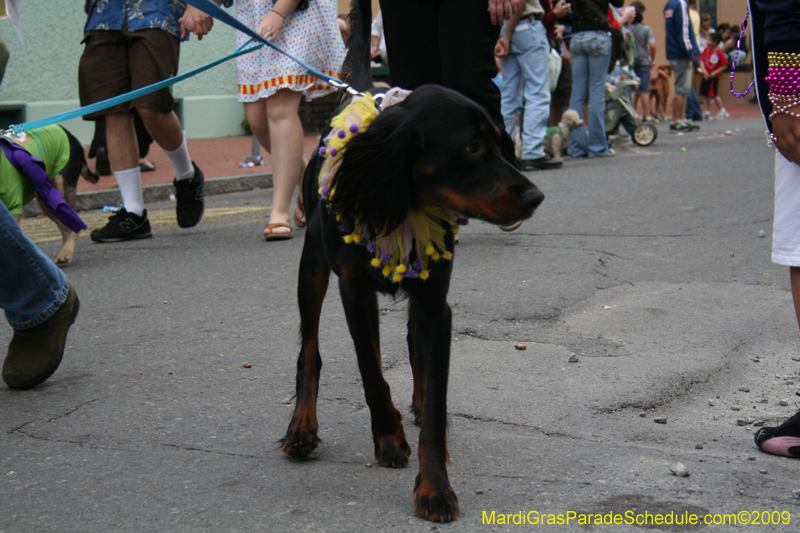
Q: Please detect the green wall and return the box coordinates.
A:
[0,2,244,143]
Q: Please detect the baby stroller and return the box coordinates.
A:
[605,78,658,147]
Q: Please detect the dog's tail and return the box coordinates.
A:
[341,0,373,94]
[62,127,100,184]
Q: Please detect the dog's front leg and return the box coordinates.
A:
[339,277,411,468]
[280,238,330,458]
[35,197,77,265]
[408,295,459,522]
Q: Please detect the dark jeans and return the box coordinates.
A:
[379,0,503,125]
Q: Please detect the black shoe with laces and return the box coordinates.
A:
[90,208,152,243]
[522,156,563,171]
[174,163,205,228]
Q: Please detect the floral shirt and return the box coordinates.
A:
[84,0,232,41]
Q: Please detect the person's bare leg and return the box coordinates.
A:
[136,108,184,152]
[105,112,138,171]
[263,89,304,237]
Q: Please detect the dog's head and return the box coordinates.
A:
[330,85,544,237]
[657,64,673,78]
[560,109,584,131]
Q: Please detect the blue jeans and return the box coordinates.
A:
[567,31,611,158]
[0,201,68,330]
[500,19,551,159]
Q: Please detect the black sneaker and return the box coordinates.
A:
[90,208,152,243]
[174,163,205,228]
[521,156,563,171]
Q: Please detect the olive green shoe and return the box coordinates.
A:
[3,283,80,389]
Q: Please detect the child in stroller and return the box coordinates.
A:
[606,63,658,147]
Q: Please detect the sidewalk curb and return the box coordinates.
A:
[23,172,273,217]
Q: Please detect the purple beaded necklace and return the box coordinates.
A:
[730,9,755,98]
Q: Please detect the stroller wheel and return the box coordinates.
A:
[633,124,658,146]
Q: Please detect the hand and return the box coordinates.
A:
[554,24,565,40]
[495,37,511,58]
[617,9,635,26]
[488,0,521,26]
[553,1,571,18]
[257,11,285,42]
[773,110,800,164]
[179,6,214,40]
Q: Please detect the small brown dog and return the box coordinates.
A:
[649,64,672,122]
[543,109,583,160]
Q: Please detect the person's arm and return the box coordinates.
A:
[488,0,524,26]
[494,7,524,58]
[257,0,302,41]
[180,1,233,40]
[542,0,571,31]
[677,0,696,60]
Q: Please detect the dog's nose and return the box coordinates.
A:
[522,185,545,211]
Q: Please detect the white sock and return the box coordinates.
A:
[164,140,195,181]
[114,167,144,216]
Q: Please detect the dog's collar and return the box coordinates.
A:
[317,92,467,282]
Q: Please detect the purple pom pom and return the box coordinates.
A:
[413,259,424,270]
[319,146,327,156]
[349,124,359,133]
[330,148,338,157]
[366,242,377,252]
[380,253,393,262]
[337,130,346,139]
[339,223,349,233]
[321,187,330,196]
[457,217,469,226]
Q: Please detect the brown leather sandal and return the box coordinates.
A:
[264,222,294,241]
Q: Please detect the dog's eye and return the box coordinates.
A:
[465,139,484,154]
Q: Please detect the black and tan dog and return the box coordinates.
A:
[278,0,544,523]
[2,124,99,264]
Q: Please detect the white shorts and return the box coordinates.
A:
[772,151,800,266]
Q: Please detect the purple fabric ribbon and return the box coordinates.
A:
[0,137,87,233]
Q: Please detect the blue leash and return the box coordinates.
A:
[183,0,361,97]
[6,40,263,135]
[5,0,361,136]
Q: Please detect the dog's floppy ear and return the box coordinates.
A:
[330,105,416,237]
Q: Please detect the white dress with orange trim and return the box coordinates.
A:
[234,0,346,102]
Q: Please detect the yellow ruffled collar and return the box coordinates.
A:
[317,93,467,282]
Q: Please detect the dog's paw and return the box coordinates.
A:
[413,475,460,522]
[55,256,72,266]
[278,429,320,459]
[375,435,412,468]
[410,405,423,427]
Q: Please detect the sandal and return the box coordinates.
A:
[139,160,157,172]
[294,193,306,228]
[754,410,800,458]
[264,221,294,241]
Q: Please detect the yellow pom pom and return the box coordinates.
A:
[452,226,459,234]
[352,234,361,243]
[382,265,392,277]
[344,235,353,244]
[420,270,430,280]
[425,245,435,256]
[396,264,407,274]
[443,251,453,260]
[392,273,403,282]
[318,187,324,195]
[336,214,342,221]
[431,251,440,260]
[371,258,382,267]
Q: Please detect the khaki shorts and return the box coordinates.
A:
[78,26,180,120]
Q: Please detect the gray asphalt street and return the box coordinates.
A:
[3,117,800,532]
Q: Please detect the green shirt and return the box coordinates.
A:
[0,125,71,215]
